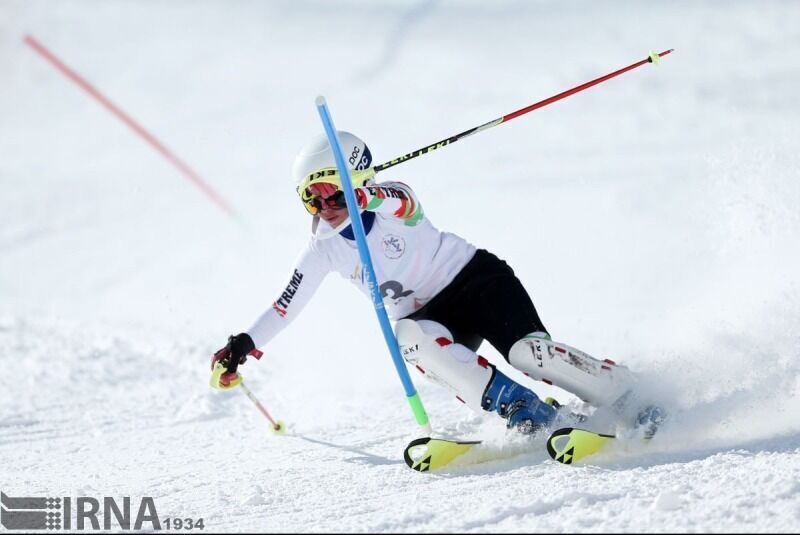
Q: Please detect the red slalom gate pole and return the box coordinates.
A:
[23,34,238,219]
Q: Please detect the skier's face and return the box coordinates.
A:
[308,183,349,227]
[319,203,349,227]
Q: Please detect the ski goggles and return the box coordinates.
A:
[296,167,376,215]
[306,189,348,214]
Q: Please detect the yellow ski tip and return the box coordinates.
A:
[404,437,479,472]
[547,427,614,465]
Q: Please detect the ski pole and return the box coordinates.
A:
[372,50,673,177]
[239,380,286,435]
[316,97,432,436]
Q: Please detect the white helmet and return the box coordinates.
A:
[292,131,373,187]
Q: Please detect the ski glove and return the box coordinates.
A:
[308,183,346,211]
[210,333,262,388]
[308,182,338,199]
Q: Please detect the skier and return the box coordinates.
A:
[211,131,645,434]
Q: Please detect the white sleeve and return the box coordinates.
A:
[246,243,329,348]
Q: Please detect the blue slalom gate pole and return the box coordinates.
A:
[315,96,431,434]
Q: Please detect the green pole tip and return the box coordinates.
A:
[407,392,429,426]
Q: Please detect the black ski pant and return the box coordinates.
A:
[405,248,547,360]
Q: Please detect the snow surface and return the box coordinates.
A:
[2,0,800,532]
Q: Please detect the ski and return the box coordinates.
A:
[403,429,617,472]
[403,437,482,472]
[546,427,617,465]
[405,425,653,472]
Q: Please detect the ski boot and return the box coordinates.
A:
[481,370,557,434]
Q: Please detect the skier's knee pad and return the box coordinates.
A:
[508,333,635,407]
[396,318,441,365]
[395,319,493,411]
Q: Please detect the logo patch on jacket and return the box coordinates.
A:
[381,234,406,259]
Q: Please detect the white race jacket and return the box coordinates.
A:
[247,181,476,348]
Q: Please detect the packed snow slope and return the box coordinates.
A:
[2,1,800,532]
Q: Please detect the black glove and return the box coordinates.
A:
[210,333,256,374]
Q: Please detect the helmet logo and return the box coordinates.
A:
[348,146,361,166]
[355,154,370,170]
